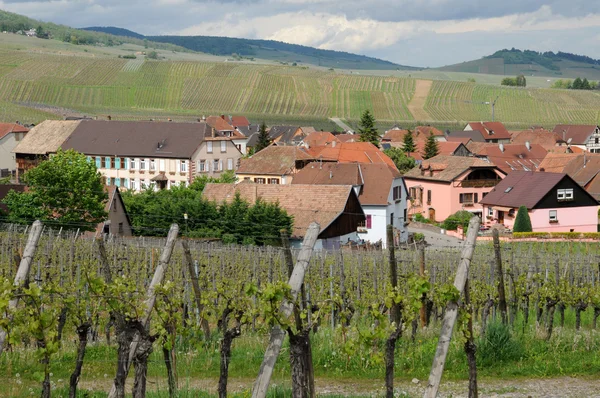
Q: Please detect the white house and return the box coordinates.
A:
[292,162,409,246]
[552,125,600,153]
[0,123,29,172]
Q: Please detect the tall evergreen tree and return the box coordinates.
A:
[572,77,583,90]
[513,205,532,232]
[402,129,416,153]
[358,110,380,147]
[582,78,591,90]
[423,132,439,160]
[255,122,271,152]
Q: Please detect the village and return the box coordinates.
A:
[0,116,598,249]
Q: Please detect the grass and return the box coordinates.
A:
[3,308,600,397]
[1,34,599,127]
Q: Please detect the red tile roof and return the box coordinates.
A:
[231,116,250,127]
[292,162,402,206]
[309,142,397,170]
[0,123,28,140]
[467,122,511,140]
[479,171,567,209]
[206,116,234,132]
[237,146,314,175]
[477,143,548,173]
[415,125,444,137]
[552,124,599,145]
[303,131,339,148]
[335,134,358,143]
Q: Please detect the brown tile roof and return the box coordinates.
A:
[382,129,410,142]
[552,124,599,145]
[206,116,235,132]
[437,141,467,156]
[335,134,358,143]
[303,132,339,148]
[403,155,500,182]
[61,120,210,159]
[415,125,444,137]
[537,153,578,173]
[292,162,402,206]
[14,120,81,155]
[585,173,600,201]
[0,123,28,140]
[237,146,314,175]
[467,122,511,140]
[449,130,486,143]
[538,153,600,186]
[445,136,472,145]
[510,128,565,149]
[231,116,250,128]
[465,141,490,155]
[479,171,567,209]
[477,143,548,173]
[309,142,397,170]
[202,183,359,238]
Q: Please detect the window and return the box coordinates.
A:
[115,157,121,169]
[557,188,574,201]
[459,193,474,204]
[96,157,101,169]
[105,157,111,169]
[366,214,372,229]
[130,158,136,170]
[390,213,394,226]
[105,176,111,186]
[124,158,129,170]
[159,159,165,172]
[488,207,494,217]
[227,158,233,170]
[596,138,599,144]
[124,178,130,189]
[393,186,402,201]
[504,187,513,193]
[427,190,432,205]
[118,222,124,234]
[474,193,479,203]
[254,178,266,184]
[268,178,279,184]
[221,141,227,153]
[549,210,558,222]
[198,160,206,172]
[150,159,156,171]
[207,142,213,153]
[140,158,146,170]
[180,160,188,172]
[115,178,121,187]
[213,159,220,171]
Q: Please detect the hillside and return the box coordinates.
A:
[439,48,600,80]
[81,26,145,40]
[0,38,599,128]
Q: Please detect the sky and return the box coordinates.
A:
[1,0,599,67]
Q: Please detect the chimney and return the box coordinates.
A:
[332,140,336,148]
[499,143,504,153]
[525,141,531,151]
[211,127,216,138]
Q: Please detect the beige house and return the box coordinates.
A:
[0,123,28,172]
[236,146,314,184]
[95,186,133,237]
[15,120,242,191]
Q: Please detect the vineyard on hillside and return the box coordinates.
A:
[2,223,600,396]
[1,48,599,126]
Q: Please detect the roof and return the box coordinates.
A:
[437,141,470,156]
[95,186,132,237]
[0,123,28,140]
[13,120,81,155]
[237,146,314,175]
[202,183,358,238]
[403,154,500,182]
[303,131,339,148]
[415,125,444,137]
[61,120,210,158]
[292,162,402,206]
[510,128,565,150]
[309,142,397,170]
[585,173,600,201]
[268,125,300,143]
[300,127,317,135]
[479,171,568,209]
[206,116,234,132]
[445,136,472,145]
[477,143,548,173]
[448,130,486,143]
[538,153,600,186]
[382,129,409,142]
[552,124,599,145]
[237,124,260,137]
[335,134,358,143]
[231,116,250,128]
[466,141,491,155]
[466,122,511,140]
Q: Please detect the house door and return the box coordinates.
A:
[428,208,435,222]
[498,211,504,225]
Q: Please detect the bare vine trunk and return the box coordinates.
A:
[464,280,478,398]
[132,333,155,398]
[289,329,314,398]
[69,323,91,398]
[114,321,141,398]
[163,345,177,397]
[57,306,69,343]
[218,324,241,398]
[594,308,600,329]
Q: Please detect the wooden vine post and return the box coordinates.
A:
[423,216,481,398]
[493,229,508,324]
[385,224,402,398]
[182,239,211,339]
[251,222,320,398]
[419,243,427,328]
[108,224,179,398]
[0,220,44,354]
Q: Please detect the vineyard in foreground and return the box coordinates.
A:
[2,223,600,397]
[1,44,600,126]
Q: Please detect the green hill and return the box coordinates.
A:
[81,26,145,40]
[439,48,600,80]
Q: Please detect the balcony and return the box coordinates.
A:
[458,179,500,188]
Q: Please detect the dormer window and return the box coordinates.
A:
[557,188,573,201]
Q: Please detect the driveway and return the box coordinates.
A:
[408,226,464,248]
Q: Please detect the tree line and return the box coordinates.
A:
[551,77,598,90]
[501,74,527,87]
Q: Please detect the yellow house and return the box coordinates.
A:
[236,146,314,184]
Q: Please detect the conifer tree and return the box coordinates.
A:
[402,129,416,153]
[513,205,532,232]
[423,132,439,159]
[358,110,380,147]
[255,122,271,152]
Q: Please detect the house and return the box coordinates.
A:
[474,143,548,174]
[292,162,409,246]
[414,126,446,141]
[403,155,506,222]
[0,123,29,172]
[308,142,398,170]
[206,115,249,154]
[552,125,600,153]
[335,134,358,143]
[538,153,600,201]
[448,130,486,143]
[95,186,133,237]
[445,136,473,146]
[236,146,314,184]
[14,120,81,181]
[464,122,511,143]
[479,171,599,232]
[510,128,570,152]
[268,126,304,145]
[202,183,365,250]
[301,131,339,148]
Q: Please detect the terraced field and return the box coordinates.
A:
[0,47,599,126]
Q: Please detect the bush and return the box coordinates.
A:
[414,213,429,223]
[413,232,425,242]
[477,322,523,367]
[513,206,532,232]
[513,232,600,240]
[441,210,474,231]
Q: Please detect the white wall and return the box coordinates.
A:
[0,133,21,170]
[358,206,387,246]
[388,178,409,243]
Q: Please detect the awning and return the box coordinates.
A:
[151,172,168,182]
[464,209,482,213]
[493,206,514,212]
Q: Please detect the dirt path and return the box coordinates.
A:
[408,79,433,121]
[77,376,600,397]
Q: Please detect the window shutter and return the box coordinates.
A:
[176,159,181,172]
[366,215,372,229]
[474,193,478,203]
[459,193,463,203]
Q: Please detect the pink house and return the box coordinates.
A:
[403,155,506,222]
[479,171,599,232]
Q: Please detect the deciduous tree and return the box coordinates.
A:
[383,147,416,174]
